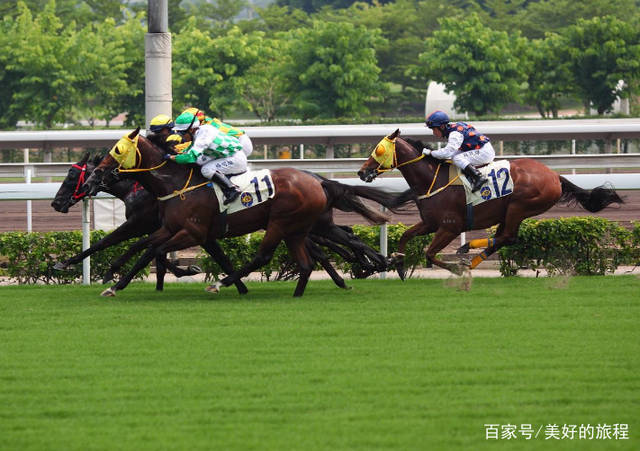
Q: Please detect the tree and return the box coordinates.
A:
[417,13,528,116]
[522,35,574,118]
[561,15,640,114]
[173,24,264,118]
[281,20,387,119]
[4,2,80,128]
[235,37,294,121]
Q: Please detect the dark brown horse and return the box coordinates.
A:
[83,129,399,296]
[53,153,391,294]
[357,129,623,277]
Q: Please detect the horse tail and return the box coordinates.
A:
[558,176,624,212]
[320,178,390,225]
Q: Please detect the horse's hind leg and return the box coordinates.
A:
[286,234,315,297]
[155,256,166,291]
[306,238,350,290]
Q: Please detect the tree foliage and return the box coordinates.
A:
[281,20,387,119]
[560,15,640,114]
[418,13,527,116]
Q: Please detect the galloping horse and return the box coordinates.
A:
[357,129,623,277]
[82,129,399,296]
[51,152,241,293]
[52,153,389,292]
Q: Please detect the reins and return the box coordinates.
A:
[417,163,460,199]
[113,143,207,201]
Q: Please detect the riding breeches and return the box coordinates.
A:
[451,142,495,169]
[198,151,248,178]
[239,134,253,157]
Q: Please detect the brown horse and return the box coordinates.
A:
[357,129,623,277]
[83,129,399,297]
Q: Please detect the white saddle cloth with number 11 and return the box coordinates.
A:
[209,169,275,213]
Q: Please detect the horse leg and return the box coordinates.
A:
[425,228,465,275]
[155,256,166,291]
[201,240,249,295]
[209,229,284,294]
[286,234,315,297]
[393,222,432,280]
[54,219,143,270]
[469,220,521,269]
[102,235,152,284]
[306,238,350,290]
[162,256,201,277]
[457,237,495,255]
[102,229,196,296]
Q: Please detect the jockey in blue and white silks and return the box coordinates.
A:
[423,110,495,192]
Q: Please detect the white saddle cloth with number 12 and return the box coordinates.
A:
[210,169,275,213]
[461,160,514,206]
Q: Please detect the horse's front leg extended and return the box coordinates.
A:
[392,222,431,280]
[425,228,465,275]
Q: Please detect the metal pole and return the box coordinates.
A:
[82,199,91,285]
[571,139,576,175]
[379,207,387,279]
[25,167,32,232]
[145,0,171,128]
[299,143,304,159]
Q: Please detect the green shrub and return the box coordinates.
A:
[0,231,149,284]
[498,217,634,276]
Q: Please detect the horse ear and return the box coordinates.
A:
[388,129,401,140]
[128,127,140,140]
[79,151,90,164]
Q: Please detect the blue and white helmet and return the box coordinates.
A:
[426,110,450,128]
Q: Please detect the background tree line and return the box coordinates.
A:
[0,0,639,129]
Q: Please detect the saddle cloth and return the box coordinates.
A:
[210,169,275,213]
[456,160,513,206]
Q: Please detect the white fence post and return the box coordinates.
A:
[82,199,91,285]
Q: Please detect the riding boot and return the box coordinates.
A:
[210,171,242,205]
[462,164,488,193]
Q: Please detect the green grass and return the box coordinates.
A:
[0,277,638,450]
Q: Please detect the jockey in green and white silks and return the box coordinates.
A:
[182,107,254,157]
[169,111,247,204]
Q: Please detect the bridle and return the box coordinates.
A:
[70,163,88,200]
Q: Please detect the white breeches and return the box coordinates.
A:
[451,142,495,169]
[198,151,248,178]
[239,134,253,157]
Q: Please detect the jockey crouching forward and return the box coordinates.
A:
[166,111,247,205]
[182,107,253,157]
[422,110,495,193]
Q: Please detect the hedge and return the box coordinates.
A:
[1,218,638,284]
[0,231,149,284]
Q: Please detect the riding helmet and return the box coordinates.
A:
[426,110,450,128]
[149,114,175,132]
[173,111,201,132]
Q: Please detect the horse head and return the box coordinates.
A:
[51,151,93,213]
[83,128,142,197]
[357,129,405,182]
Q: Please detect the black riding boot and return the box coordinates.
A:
[210,171,242,205]
[462,164,488,193]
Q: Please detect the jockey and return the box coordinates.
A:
[166,111,246,205]
[182,107,253,157]
[148,114,183,152]
[422,110,495,193]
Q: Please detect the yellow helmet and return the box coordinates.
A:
[149,114,174,132]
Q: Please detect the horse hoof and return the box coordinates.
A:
[205,282,221,294]
[187,265,202,274]
[390,252,405,262]
[101,287,116,297]
[456,243,471,255]
[53,262,67,271]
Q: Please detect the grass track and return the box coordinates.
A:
[1,277,639,450]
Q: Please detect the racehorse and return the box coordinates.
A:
[357,129,623,278]
[50,152,240,293]
[82,129,400,297]
[52,153,390,293]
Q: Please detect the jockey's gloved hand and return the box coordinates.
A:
[163,153,172,161]
[422,148,432,156]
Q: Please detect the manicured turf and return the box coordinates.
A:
[1,277,638,450]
